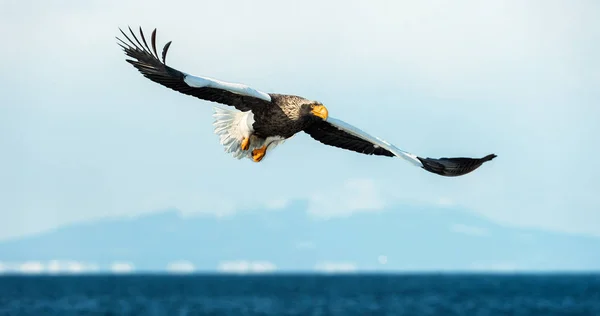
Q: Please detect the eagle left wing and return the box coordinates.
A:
[116,26,271,112]
[304,117,496,177]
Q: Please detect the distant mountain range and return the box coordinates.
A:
[1,200,599,273]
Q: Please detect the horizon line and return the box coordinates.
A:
[2,270,600,276]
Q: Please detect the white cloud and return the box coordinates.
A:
[0,261,98,274]
[251,261,277,273]
[470,262,523,272]
[166,260,195,274]
[46,260,98,274]
[110,262,135,274]
[18,261,45,274]
[450,224,489,237]
[314,262,357,273]
[217,260,277,274]
[67,261,94,273]
[308,178,385,219]
[46,261,61,274]
[378,255,388,265]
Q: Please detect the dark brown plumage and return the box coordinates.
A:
[117,26,496,176]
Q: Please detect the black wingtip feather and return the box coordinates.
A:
[118,27,135,49]
[128,26,145,51]
[481,154,497,162]
[162,41,172,64]
[138,26,152,54]
[418,154,496,177]
[151,28,159,59]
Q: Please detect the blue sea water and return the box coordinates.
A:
[0,274,599,315]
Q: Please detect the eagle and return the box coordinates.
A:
[116,26,496,177]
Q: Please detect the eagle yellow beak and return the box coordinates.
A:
[311,105,329,120]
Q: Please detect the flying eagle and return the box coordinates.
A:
[116,27,496,177]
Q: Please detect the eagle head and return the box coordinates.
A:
[301,102,329,121]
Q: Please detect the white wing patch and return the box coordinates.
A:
[212,107,285,160]
[184,74,272,102]
[325,117,424,167]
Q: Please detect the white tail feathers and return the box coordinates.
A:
[212,107,286,161]
[212,107,253,159]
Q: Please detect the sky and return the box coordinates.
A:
[1,0,599,267]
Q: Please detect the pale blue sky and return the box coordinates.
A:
[1,0,599,248]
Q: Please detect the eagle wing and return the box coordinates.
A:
[117,26,271,111]
[304,117,496,177]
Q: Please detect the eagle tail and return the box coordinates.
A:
[212,107,255,159]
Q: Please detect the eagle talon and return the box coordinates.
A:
[252,146,267,162]
[241,137,250,151]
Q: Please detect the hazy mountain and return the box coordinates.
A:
[1,200,599,272]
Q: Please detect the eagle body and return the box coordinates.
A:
[117,26,496,176]
[210,94,323,161]
[251,94,321,139]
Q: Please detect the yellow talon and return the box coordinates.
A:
[252,145,267,162]
[241,137,250,151]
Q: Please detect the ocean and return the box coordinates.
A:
[0,274,599,315]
